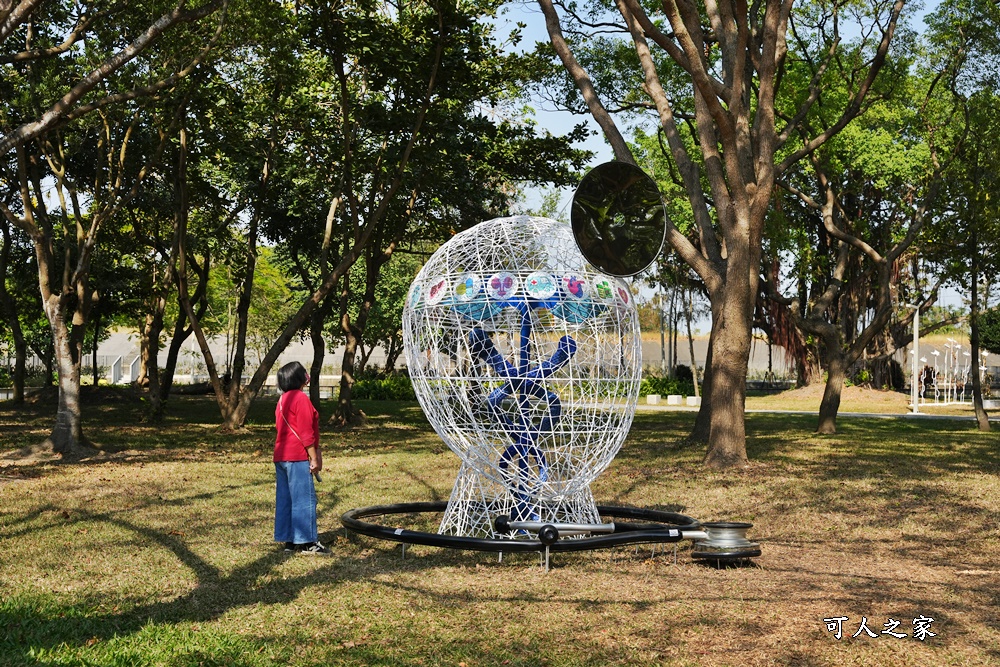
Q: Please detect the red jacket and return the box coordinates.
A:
[274,390,319,462]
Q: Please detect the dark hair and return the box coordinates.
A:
[277,361,308,392]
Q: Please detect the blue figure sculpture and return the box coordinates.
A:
[468,299,577,521]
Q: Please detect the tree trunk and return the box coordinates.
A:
[309,308,326,407]
[207,140,273,431]
[137,312,154,388]
[659,291,667,374]
[383,335,403,374]
[141,297,166,419]
[817,348,847,435]
[358,343,374,375]
[308,293,336,407]
[161,257,208,402]
[969,233,990,431]
[690,317,716,443]
[91,311,102,387]
[45,304,92,456]
[0,221,26,404]
[38,341,55,386]
[12,339,26,404]
[333,265,365,426]
[0,292,27,405]
[227,219,258,417]
[701,288,751,469]
[3,317,27,404]
[335,325,362,425]
[686,285,699,397]
[671,296,679,377]
[334,248,392,425]
[171,122,243,430]
[161,320,190,400]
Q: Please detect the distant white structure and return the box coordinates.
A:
[403,216,641,538]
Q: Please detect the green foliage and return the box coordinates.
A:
[352,371,417,400]
[852,368,873,387]
[327,251,420,356]
[639,373,694,398]
[636,301,661,332]
[979,308,1000,354]
[630,127,699,236]
[199,248,298,363]
[521,187,567,222]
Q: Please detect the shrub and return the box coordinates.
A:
[980,307,1000,354]
[352,373,416,400]
[852,368,873,387]
[639,374,694,397]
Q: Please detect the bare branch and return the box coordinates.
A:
[615,0,723,277]
[776,16,840,147]
[537,0,635,163]
[661,0,733,138]
[620,0,728,101]
[0,0,45,45]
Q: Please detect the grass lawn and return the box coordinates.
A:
[1,391,999,666]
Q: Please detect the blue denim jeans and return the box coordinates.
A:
[274,460,317,544]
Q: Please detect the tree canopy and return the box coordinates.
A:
[0,0,590,450]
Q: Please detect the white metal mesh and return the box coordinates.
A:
[402,216,641,538]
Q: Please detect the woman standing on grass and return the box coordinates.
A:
[274,361,329,555]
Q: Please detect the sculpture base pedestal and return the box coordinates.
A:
[439,462,600,539]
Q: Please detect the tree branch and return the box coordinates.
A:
[538,0,635,163]
[776,0,904,174]
[615,0,723,276]
[0,0,224,156]
[0,6,98,63]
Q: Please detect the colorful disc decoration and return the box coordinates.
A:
[455,272,481,302]
[425,277,449,305]
[486,272,519,301]
[525,272,558,301]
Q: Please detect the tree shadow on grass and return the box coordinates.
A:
[1,504,411,664]
[744,414,1000,473]
[2,511,713,667]
[4,406,997,663]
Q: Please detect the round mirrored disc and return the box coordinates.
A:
[571,161,666,276]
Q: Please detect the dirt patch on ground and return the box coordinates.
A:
[777,384,907,405]
[747,384,911,414]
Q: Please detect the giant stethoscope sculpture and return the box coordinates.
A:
[342,163,760,568]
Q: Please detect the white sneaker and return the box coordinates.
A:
[297,541,330,555]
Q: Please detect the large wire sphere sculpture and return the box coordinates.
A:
[403,216,641,539]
